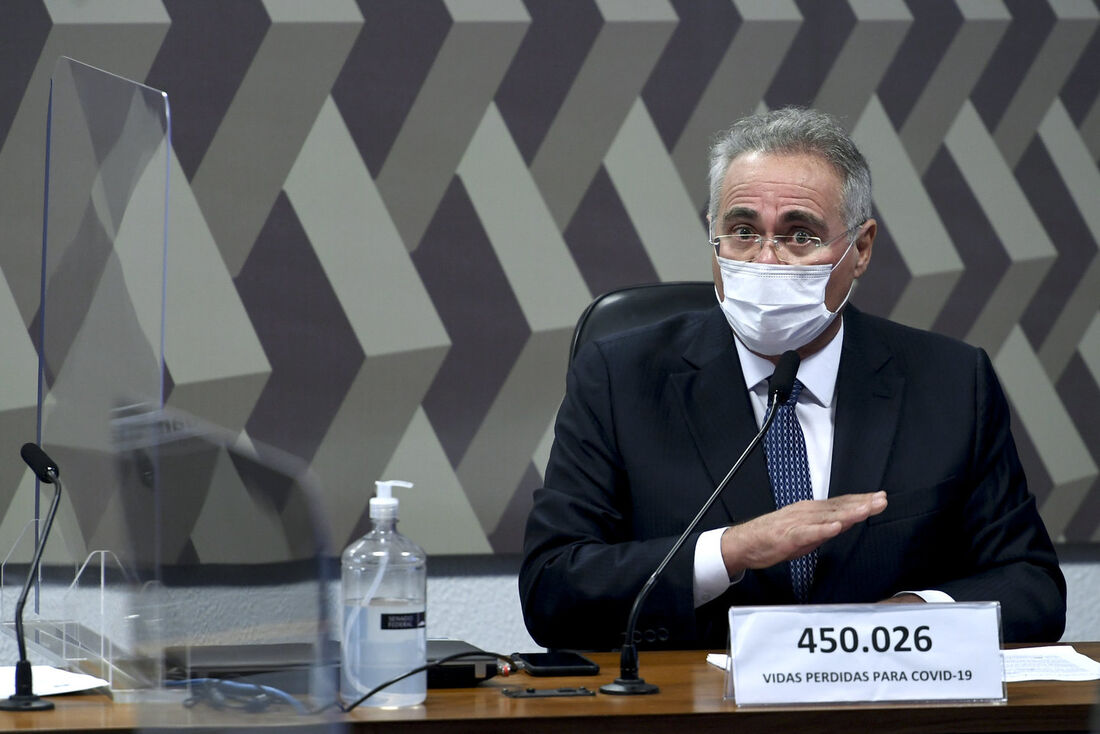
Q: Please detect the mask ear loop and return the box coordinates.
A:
[833,239,855,269]
[708,217,724,304]
[828,274,857,316]
[833,221,867,270]
[827,233,861,315]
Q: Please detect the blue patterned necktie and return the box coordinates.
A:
[763,378,816,602]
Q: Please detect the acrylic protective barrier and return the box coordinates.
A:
[1,58,341,727]
[112,404,339,726]
[1,55,172,694]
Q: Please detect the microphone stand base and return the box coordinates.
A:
[599,677,659,695]
[0,694,54,711]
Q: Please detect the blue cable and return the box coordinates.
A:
[166,678,309,715]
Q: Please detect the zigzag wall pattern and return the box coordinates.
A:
[0,0,1097,564]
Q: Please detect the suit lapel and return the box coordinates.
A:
[669,310,776,526]
[814,307,904,600]
[669,310,792,597]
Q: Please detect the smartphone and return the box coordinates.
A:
[514,651,600,677]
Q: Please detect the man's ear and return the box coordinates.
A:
[854,219,876,278]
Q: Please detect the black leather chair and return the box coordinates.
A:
[569,281,716,362]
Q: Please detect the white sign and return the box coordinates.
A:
[727,602,1005,706]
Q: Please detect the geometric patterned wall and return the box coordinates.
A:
[0,0,1097,563]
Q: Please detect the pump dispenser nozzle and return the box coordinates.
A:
[371,480,413,520]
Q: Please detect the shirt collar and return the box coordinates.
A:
[734,321,844,407]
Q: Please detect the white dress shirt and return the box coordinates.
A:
[692,323,952,607]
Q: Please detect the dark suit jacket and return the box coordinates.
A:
[519,305,1066,650]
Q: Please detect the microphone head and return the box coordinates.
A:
[20,443,59,484]
[769,350,802,404]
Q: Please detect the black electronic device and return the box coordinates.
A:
[0,444,64,712]
[164,641,339,693]
[165,638,500,692]
[514,651,599,676]
[600,350,801,696]
[426,639,500,687]
[503,686,595,698]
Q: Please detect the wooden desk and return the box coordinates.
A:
[2,646,1098,732]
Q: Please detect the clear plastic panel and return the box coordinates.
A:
[17,58,339,726]
[112,404,339,725]
[1,55,171,692]
[10,54,171,696]
[0,517,77,671]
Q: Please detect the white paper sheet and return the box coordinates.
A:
[0,666,109,698]
[1002,646,1100,682]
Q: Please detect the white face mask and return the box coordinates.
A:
[715,243,855,356]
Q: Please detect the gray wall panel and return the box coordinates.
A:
[0,0,1097,561]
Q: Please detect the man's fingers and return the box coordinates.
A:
[784,519,843,554]
[791,491,887,526]
[788,519,843,542]
[721,491,888,575]
[824,491,887,516]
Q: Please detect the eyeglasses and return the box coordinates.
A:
[710,224,862,265]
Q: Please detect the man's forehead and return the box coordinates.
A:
[723,150,840,182]
[720,151,844,216]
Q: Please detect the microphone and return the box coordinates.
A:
[599,350,801,695]
[0,444,64,711]
[768,349,799,405]
[20,443,58,484]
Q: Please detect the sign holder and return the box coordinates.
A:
[725,602,1005,707]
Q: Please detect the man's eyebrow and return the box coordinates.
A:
[721,207,831,234]
[780,209,828,232]
[721,206,757,225]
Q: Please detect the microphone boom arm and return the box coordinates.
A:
[12,473,62,663]
[0,448,64,713]
[602,398,784,694]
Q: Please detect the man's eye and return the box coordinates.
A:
[790,230,815,245]
[731,226,756,241]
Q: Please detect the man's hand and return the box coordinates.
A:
[879,593,925,604]
[720,491,887,577]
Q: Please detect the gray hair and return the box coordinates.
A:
[707,107,872,233]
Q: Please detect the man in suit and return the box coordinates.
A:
[519,107,1066,651]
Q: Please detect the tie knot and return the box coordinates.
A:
[786,379,804,406]
[768,377,804,407]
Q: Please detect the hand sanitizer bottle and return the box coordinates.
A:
[340,480,426,707]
